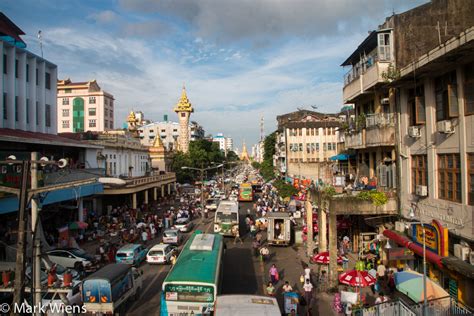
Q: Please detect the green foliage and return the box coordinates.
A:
[259,160,275,181]
[356,113,366,130]
[356,190,388,206]
[263,132,276,162]
[381,63,400,82]
[226,151,239,161]
[251,161,261,170]
[171,139,226,183]
[273,180,298,199]
[322,186,336,199]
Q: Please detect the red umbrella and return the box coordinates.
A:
[310,251,343,264]
[338,270,376,287]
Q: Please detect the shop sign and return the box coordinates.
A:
[411,220,449,257]
[387,247,414,261]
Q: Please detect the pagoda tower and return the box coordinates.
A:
[241,140,250,161]
[173,86,194,153]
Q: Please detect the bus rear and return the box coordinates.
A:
[238,183,253,202]
[214,201,239,236]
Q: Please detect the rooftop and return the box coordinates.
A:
[0,129,101,149]
[0,12,26,48]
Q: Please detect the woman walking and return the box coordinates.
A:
[269,264,279,285]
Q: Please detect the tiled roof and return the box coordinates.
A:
[0,128,102,148]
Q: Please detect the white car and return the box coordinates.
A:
[146,244,177,264]
[46,248,96,272]
[173,217,194,233]
[163,228,182,245]
[41,280,82,316]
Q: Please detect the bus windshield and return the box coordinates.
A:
[215,212,238,223]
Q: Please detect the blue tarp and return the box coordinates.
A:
[329,154,354,161]
[0,182,103,214]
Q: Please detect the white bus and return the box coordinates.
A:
[215,295,281,316]
[214,200,239,237]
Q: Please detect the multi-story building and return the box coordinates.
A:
[190,121,205,141]
[342,0,474,307]
[0,13,57,134]
[251,141,264,163]
[57,79,114,133]
[212,133,233,154]
[276,110,342,183]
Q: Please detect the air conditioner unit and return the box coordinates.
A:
[437,120,454,134]
[381,97,390,104]
[408,126,421,138]
[454,244,471,261]
[415,185,428,197]
[395,221,405,233]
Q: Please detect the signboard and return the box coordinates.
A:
[164,284,214,302]
[387,247,415,261]
[411,220,448,257]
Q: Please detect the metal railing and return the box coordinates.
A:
[365,113,395,128]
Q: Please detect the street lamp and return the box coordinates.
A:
[407,204,427,316]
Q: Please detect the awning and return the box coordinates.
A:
[329,154,354,161]
[383,229,443,269]
[441,257,474,279]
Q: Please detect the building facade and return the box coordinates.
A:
[57,79,114,133]
[212,133,233,154]
[276,110,342,183]
[0,13,57,134]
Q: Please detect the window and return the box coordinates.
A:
[315,129,319,136]
[62,109,69,117]
[469,154,474,205]
[26,99,29,124]
[3,54,6,74]
[298,129,302,136]
[435,71,458,121]
[323,143,327,151]
[411,155,428,193]
[35,68,39,85]
[327,143,332,150]
[438,154,461,202]
[15,96,18,122]
[62,120,69,128]
[306,143,311,153]
[464,63,474,115]
[408,86,425,125]
[3,93,7,120]
[104,108,108,116]
[110,109,113,118]
[45,104,51,127]
[104,120,108,128]
[15,59,18,78]
[26,64,29,82]
[306,129,310,136]
[89,96,96,104]
[316,143,320,151]
[298,143,303,151]
[64,88,72,93]
[89,108,96,116]
[36,101,39,125]
[89,119,96,127]
[109,120,113,128]
[181,113,186,117]
[62,98,69,105]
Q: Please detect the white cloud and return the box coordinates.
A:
[88,10,120,24]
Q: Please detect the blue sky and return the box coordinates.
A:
[3,0,427,149]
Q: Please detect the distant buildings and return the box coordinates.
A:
[251,141,264,163]
[212,133,233,154]
[0,13,57,134]
[57,79,114,133]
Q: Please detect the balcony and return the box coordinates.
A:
[344,130,365,149]
[365,113,395,147]
[343,61,392,103]
[330,195,397,216]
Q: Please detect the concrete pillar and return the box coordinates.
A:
[161,185,165,197]
[328,202,338,289]
[132,193,137,209]
[318,205,327,252]
[154,187,158,201]
[144,190,149,204]
[78,198,84,222]
[167,183,171,195]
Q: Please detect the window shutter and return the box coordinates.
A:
[464,81,474,114]
[379,165,388,187]
[415,96,426,124]
[448,84,459,117]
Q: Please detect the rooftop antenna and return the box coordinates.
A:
[37,30,43,58]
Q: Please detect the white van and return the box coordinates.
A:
[162,228,182,245]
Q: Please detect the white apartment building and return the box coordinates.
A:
[212,133,233,153]
[57,79,114,133]
[139,118,205,149]
[0,14,57,134]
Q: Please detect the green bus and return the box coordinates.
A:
[238,183,253,202]
[161,232,224,315]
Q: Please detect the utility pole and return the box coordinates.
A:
[12,160,30,308]
[31,152,42,315]
[305,188,314,257]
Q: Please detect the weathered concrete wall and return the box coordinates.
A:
[387,0,474,69]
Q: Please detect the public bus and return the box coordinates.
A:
[161,232,224,315]
[215,295,281,316]
[238,183,253,202]
[214,200,239,236]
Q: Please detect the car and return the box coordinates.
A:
[173,217,194,233]
[146,244,177,264]
[115,244,147,266]
[205,198,219,211]
[41,280,82,316]
[46,248,97,272]
[162,228,182,245]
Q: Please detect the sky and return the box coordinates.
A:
[3,0,428,150]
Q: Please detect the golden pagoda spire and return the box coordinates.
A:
[152,135,165,149]
[241,139,249,161]
[174,85,194,113]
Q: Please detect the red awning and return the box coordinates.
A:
[383,229,443,269]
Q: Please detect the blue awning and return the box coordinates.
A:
[0,182,103,214]
[329,154,354,161]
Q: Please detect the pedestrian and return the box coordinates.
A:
[318,270,327,292]
[141,230,148,245]
[282,281,293,293]
[387,270,396,294]
[170,254,177,265]
[269,264,279,285]
[259,246,269,262]
[304,264,311,283]
[376,262,387,287]
[303,279,313,307]
[266,282,275,296]
[233,229,243,245]
[375,291,389,304]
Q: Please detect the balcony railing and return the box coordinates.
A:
[125,173,176,187]
[44,168,104,185]
[344,131,364,149]
[366,113,395,128]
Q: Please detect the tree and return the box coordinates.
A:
[272,180,298,199]
[226,151,239,161]
[263,132,276,162]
